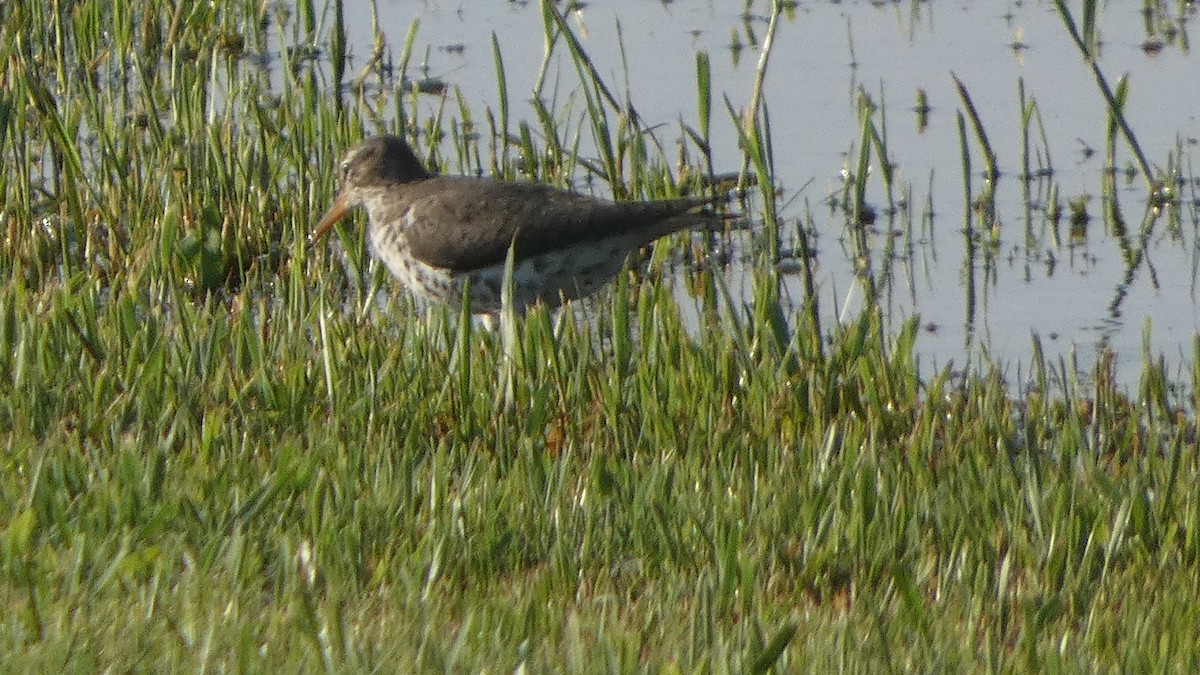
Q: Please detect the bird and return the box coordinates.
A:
[311,134,727,317]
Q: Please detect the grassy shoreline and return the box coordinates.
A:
[3,0,1200,671]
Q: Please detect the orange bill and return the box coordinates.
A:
[310,194,351,244]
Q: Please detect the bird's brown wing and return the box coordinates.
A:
[401,177,719,272]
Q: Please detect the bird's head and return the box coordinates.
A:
[310,135,432,242]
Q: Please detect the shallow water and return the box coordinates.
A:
[334,0,1199,388]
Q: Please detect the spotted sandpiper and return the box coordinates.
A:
[311,135,725,316]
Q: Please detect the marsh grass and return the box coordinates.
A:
[2,0,1200,671]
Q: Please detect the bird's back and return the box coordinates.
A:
[382,177,720,272]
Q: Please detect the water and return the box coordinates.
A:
[330,0,1199,387]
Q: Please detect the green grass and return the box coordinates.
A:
[2,0,1200,671]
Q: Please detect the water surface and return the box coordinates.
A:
[332,0,1199,387]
